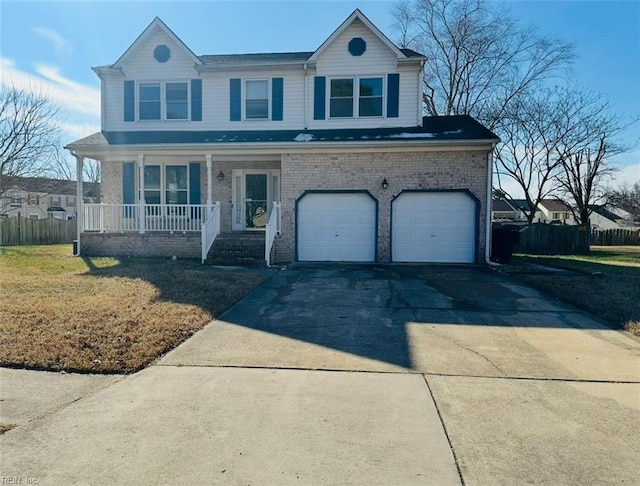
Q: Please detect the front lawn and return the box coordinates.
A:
[0,245,269,373]
[498,246,640,336]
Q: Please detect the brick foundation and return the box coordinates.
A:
[80,232,201,259]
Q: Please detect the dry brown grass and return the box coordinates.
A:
[0,245,269,373]
[499,246,640,337]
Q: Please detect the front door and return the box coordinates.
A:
[232,170,280,231]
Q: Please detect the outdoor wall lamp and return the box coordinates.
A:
[217,171,225,182]
[381,178,389,190]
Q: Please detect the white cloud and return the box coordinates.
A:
[0,57,100,140]
[33,27,73,58]
[609,150,640,189]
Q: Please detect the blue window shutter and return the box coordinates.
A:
[387,73,400,118]
[124,81,135,122]
[230,78,241,121]
[122,162,135,218]
[191,79,202,121]
[272,77,283,121]
[189,162,201,204]
[313,76,326,120]
[122,162,135,204]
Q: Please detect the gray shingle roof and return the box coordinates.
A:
[68,115,497,147]
[199,52,316,66]
[539,199,571,212]
[2,176,99,197]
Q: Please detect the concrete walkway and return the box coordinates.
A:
[1,264,639,485]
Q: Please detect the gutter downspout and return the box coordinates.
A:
[303,63,308,130]
[419,59,425,126]
[485,142,497,265]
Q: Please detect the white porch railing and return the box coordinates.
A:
[201,202,221,263]
[265,201,281,267]
[83,204,208,233]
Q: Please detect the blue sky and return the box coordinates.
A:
[1,0,639,187]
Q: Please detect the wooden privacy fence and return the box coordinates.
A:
[591,228,640,246]
[0,217,77,246]
[514,223,590,255]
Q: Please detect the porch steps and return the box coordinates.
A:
[206,232,266,266]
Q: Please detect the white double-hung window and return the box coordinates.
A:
[165,83,188,120]
[329,76,384,118]
[139,82,188,120]
[139,83,161,120]
[245,80,269,119]
[143,165,188,205]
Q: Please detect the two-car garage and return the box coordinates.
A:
[296,190,478,263]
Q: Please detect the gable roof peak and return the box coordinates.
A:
[308,8,407,62]
[112,16,202,68]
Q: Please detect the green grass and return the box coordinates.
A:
[0,245,270,373]
[499,246,640,336]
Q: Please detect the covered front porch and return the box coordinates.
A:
[72,152,281,265]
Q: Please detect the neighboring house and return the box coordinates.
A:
[492,198,526,222]
[537,199,575,224]
[0,176,99,220]
[508,199,539,222]
[589,205,639,230]
[65,10,499,265]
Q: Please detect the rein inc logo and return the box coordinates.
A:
[1,477,38,484]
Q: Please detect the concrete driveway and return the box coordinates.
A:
[2,264,639,485]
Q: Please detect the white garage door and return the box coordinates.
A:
[297,192,376,262]
[392,191,476,263]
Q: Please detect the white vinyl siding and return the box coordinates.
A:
[102,19,422,131]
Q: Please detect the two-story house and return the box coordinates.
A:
[66,9,499,265]
[0,176,99,220]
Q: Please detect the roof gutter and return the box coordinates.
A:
[66,138,500,154]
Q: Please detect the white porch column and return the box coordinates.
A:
[75,154,84,255]
[206,153,213,211]
[137,154,145,234]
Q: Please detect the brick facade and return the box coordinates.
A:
[81,232,200,259]
[88,149,489,264]
[274,150,489,264]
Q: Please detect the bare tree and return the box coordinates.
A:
[493,89,565,222]
[607,181,640,222]
[50,151,101,185]
[552,91,628,225]
[495,87,629,224]
[0,85,62,193]
[391,0,575,127]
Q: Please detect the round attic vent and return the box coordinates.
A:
[154,44,171,63]
[348,37,366,56]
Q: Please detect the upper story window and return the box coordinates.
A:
[245,80,269,119]
[29,195,40,205]
[51,196,61,207]
[9,193,22,206]
[330,79,354,118]
[67,196,76,207]
[329,76,384,118]
[166,83,188,120]
[139,83,161,120]
[139,82,188,121]
[359,78,383,117]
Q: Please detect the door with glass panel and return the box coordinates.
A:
[232,170,280,231]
